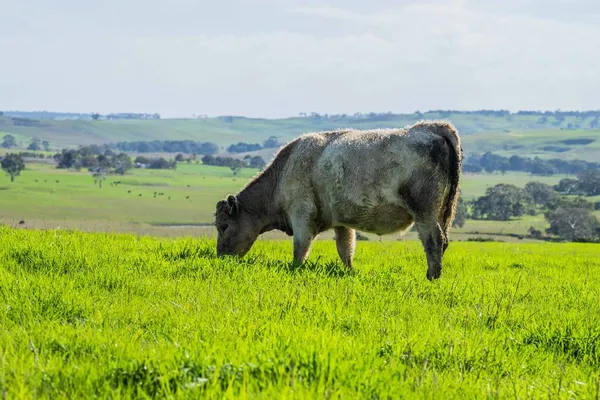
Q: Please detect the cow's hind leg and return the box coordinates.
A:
[334,227,356,269]
[415,219,445,281]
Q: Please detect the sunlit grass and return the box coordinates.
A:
[1,227,599,398]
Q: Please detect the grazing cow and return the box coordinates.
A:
[214,120,463,280]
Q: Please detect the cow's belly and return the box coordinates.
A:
[332,202,414,235]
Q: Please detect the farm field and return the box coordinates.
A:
[0,161,578,240]
[1,227,599,398]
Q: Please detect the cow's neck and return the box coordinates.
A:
[235,140,298,237]
[237,175,292,236]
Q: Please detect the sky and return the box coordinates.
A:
[0,0,599,118]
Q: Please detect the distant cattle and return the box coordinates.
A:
[214,120,463,281]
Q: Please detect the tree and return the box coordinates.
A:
[91,113,101,120]
[42,140,50,151]
[230,165,241,176]
[134,155,151,165]
[55,149,80,169]
[1,134,17,148]
[1,153,25,182]
[96,154,112,169]
[247,155,266,169]
[463,163,483,173]
[480,152,508,174]
[175,153,185,162]
[530,158,556,176]
[91,167,107,188]
[577,170,600,196]
[524,181,558,209]
[471,184,534,221]
[452,195,468,228]
[528,226,543,239]
[77,155,100,169]
[148,158,176,169]
[27,137,42,151]
[554,178,580,195]
[545,206,599,242]
[509,155,529,171]
[263,136,281,149]
[227,142,262,153]
[113,153,133,175]
[546,196,594,212]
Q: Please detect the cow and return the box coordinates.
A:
[214,120,463,280]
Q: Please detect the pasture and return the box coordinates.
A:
[1,227,599,398]
[0,161,572,240]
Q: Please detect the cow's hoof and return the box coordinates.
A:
[427,269,441,281]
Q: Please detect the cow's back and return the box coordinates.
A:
[276,128,433,234]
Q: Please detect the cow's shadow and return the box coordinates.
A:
[218,254,355,278]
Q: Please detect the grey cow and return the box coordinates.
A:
[214,120,463,280]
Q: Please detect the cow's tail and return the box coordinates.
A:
[432,121,463,234]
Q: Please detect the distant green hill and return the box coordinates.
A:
[1,110,599,161]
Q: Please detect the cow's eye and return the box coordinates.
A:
[220,224,229,232]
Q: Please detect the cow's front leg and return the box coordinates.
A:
[292,224,315,264]
[289,210,317,265]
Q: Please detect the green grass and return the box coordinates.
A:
[1,227,600,398]
[459,172,568,201]
[0,162,260,227]
[465,128,600,162]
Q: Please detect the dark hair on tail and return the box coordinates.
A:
[434,122,463,233]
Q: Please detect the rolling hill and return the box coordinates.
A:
[1,111,599,161]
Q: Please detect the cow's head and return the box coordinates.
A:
[214,194,259,258]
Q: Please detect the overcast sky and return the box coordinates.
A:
[1,0,599,118]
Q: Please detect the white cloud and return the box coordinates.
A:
[1,0,599,117]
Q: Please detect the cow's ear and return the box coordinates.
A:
[226,194,239,215]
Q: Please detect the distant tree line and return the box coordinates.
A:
[226,136,281,153]
[455,173,600,242]
[201,154,266,169]
[296,109,600,121]
[112,140,219,155]
[53,146,135,174]
[463,152,599,176]
[2,134,51,151]
[227,142,262,153]
[6,117,50,127]
[9,151,50,159]
[53,145,127,173]
[133,156,177,170]
[92,113,160,120]
[4,109,600,122]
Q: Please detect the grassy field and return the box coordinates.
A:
[1,227,599,398]
[0,161,582,240]
[466,128,600,162]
